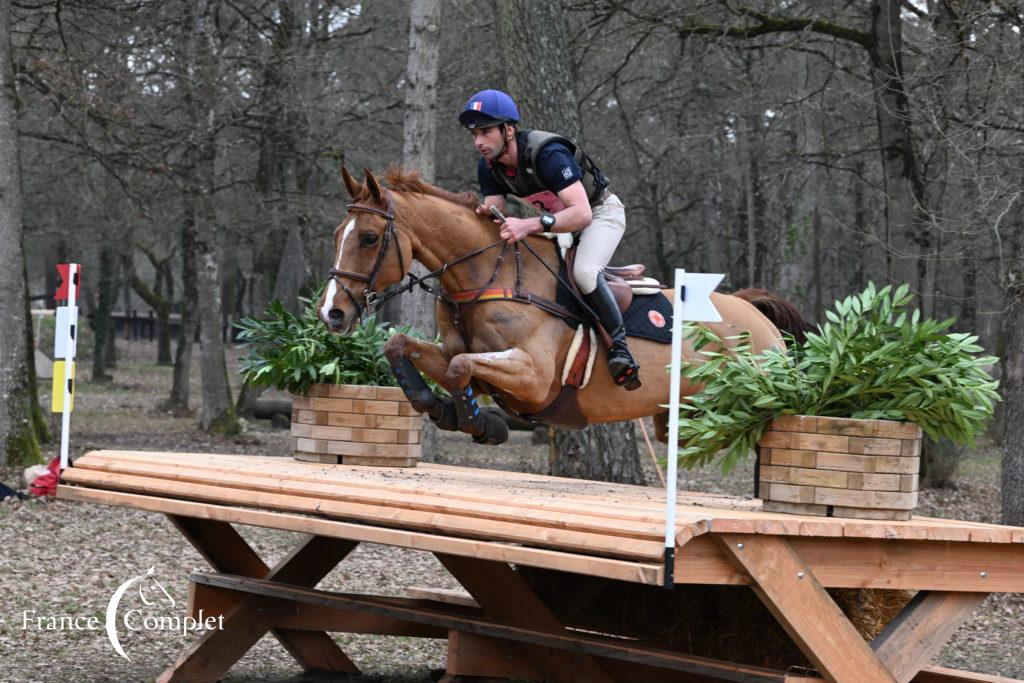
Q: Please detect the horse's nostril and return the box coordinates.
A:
[327,308,344,322]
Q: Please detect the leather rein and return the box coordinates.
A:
[327,189,586,327]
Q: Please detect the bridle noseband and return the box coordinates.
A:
[328,191,405,318]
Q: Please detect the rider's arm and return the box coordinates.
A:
[547,181,592,233]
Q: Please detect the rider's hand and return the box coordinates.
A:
[476,204,503,224]
[499,216,539,244]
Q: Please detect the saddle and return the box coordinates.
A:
[560,241,664,313]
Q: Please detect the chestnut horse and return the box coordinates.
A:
[318,168,811,444]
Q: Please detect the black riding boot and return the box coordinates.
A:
[584,276,641,390]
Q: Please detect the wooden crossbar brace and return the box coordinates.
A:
[190,571,791,683]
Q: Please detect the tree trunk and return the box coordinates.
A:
[868,0,931,298]
[166,199,197,413]
[495,0,646,484]
[189,0,237,433]
[91,244,117,382]
[1001,268,1024,525]
[398,0,442,461]
[0,1,43,467]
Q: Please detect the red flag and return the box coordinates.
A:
[54,263,82,301]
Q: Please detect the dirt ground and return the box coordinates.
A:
[0,340,1021,682]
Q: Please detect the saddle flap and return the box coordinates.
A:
[605,275,634,313]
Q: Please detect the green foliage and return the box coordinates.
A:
[677,282,1001,474]
[236,293,425,395]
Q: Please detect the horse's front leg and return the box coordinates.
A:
[384,333,459,432]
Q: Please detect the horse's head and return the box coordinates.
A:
[318,167,413,334]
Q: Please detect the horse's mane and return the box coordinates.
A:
[379,167,478,211]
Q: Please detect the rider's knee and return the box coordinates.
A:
[574,263,599,295]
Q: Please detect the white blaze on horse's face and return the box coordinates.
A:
[320,216,358,331]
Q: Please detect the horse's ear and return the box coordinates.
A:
[363,167,384,203]
[340,166,361,199]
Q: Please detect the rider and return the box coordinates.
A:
[459,88,640,390]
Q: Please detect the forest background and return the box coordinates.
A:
[1,0,1023,523]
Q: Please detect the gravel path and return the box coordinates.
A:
[1,341,1021,681]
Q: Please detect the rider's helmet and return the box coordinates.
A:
[459,89,520,129]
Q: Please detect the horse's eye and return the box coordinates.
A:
[360,233,379,247]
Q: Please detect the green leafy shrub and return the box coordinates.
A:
[677,282,1000,473]
[236,293,425,395]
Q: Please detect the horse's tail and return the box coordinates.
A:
[731,288,816,345]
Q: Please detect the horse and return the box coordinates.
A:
[318,167,812,444]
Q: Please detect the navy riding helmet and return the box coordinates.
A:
[459,89,520,129]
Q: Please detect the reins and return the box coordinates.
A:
[327,189,593,328]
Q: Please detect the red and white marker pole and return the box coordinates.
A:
[53,263,82,471]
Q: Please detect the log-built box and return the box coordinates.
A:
[290,384,424,467]
[757,415,923,520]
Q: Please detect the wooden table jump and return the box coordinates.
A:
[56,450,1024,683]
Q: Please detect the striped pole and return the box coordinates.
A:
[53,263,81,471]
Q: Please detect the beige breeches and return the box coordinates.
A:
[573,193,626,294]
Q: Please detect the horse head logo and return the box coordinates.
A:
[105,566,175,660]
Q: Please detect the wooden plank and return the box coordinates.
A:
[327,384,379,399]
[769,449,818,468]
[771,415,820,432]
[848,436,905,456]
[912,666,1024,683]
[68,455,668,540]
[812,452,920,475]
[812,416,920,439]
[60,469,661,560]
[870,591,990,683]
[340,456,420,467]
[903,439,922,457]
[293,409,330,426]
[814,487,917,510]
[676,535,1024,592]
[74,451,675,529]
[56,486,663,584]
[67,451,1024,544]
[290,423,421,444]
[788,433,851,453]
[190,582,450,636]
[832,506,912,521]
[846,472,902,491]
[762,501,830,517]
[373,414,424,430]
[406,586,479,608]
[437,554,614,683]
[713,534,896,683]
[298,397,355,412]
[375,386,408,401]
[326,440,421,457]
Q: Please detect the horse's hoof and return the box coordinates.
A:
[472,410,509,446]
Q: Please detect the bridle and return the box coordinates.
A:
[327,192,406,318]
[325,188,595,330]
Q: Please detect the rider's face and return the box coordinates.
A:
[470,125,511,160]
